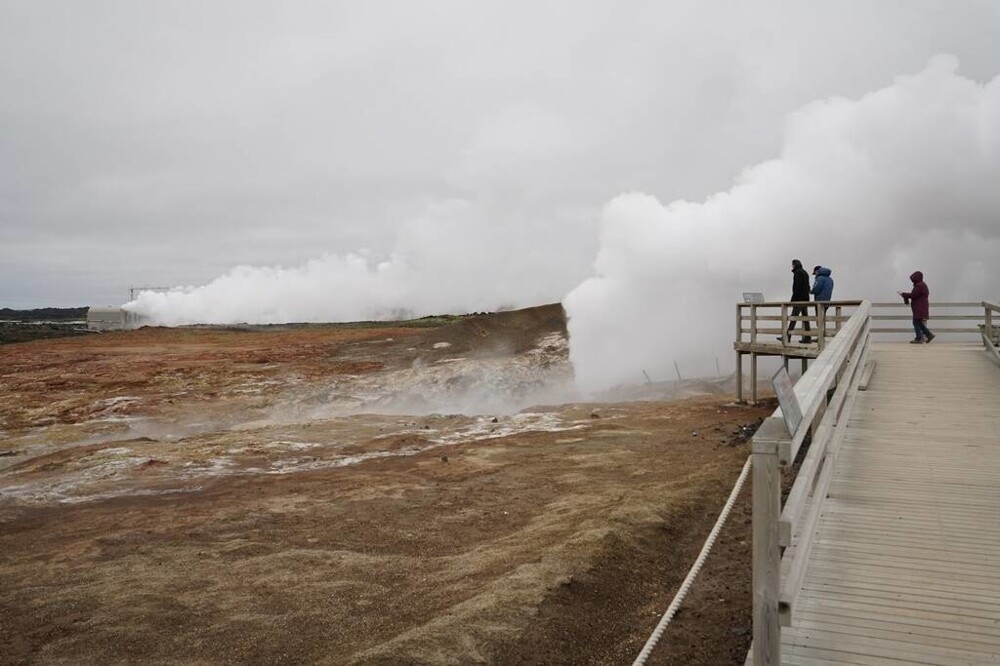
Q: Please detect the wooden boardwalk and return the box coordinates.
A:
[780,342,1000,664]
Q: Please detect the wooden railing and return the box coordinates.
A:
[983,301,1000,363]
[749,301,874,665]
[738,301,988,347]
[745,298,997,664]
[871,301,986,336]
[736,300,861,351]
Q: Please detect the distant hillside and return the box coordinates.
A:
[0,308,92,344]
[0,307,88,322]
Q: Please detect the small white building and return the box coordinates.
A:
[87,306,126,331]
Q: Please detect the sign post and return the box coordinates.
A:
[771,367,802,437]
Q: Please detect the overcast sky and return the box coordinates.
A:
[2,1,1000,309]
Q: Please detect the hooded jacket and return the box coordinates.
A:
[811,267,834,302]
[901,271,930,320]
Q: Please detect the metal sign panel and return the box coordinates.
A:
[743,292,765,303]
[771,367,802,436]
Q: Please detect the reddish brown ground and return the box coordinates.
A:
[0,305,772,664]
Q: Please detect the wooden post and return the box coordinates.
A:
[736,352,744,403]
[737,304,743,345]
[800,357,807,376]
[817,305,827,352]
[751,305,758,345]
[835,305,842,332]
[752,419,786,665]
[987,305,993,346]
[780,304,788,344]
[751,353,758,405]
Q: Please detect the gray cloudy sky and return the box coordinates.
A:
[2,0,999,308]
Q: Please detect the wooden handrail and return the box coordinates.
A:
[739,302,991,341]
[750,301,873,665]
[982,302,1000,364]
[737,301,862,350]
[871,302,989,335]
[738,299,864,308]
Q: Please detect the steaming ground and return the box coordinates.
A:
[0,304,773,664]
[0,305,575,504]
[0,304,729,508]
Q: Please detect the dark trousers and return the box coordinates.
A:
[912,317,932,340]
[787,305,811,333]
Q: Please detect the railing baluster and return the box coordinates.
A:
[780,304,787,345]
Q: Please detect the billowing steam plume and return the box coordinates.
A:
[125,200,597,325]
[126,57,1000,392]
[565,56,1000,391]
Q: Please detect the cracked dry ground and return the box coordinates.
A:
[0,305,772,665]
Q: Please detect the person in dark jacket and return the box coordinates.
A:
[783,259,812,342]
[898,271,935,343]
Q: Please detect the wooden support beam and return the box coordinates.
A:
[737,352,744,403]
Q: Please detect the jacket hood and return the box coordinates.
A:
[910,271,924,283]
[817,267,832,277]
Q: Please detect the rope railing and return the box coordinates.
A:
[631,456,752,666]
[633,299,993,664]
[634,304,871,664]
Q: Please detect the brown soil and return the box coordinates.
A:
[0,304,773,664]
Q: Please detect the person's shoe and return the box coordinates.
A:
[909,339,924,344]
[776,336,785,342]
[801,337,813,343]
[926,332,936,343]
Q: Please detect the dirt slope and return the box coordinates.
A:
[0,304,770,664]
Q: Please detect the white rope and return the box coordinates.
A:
[631,455,753,666]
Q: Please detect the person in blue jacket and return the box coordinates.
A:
[811,266,834,303]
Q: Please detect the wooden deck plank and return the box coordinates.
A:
[794,596,1000,630]
[795,606,1000,641]
[804,561,1000,591]
[801,581,1000,617]
[812,524,1000,548]
[793,616,1000,652]
[780,342,1000,664]
[783,624,999,664]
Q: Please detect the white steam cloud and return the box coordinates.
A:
[126,198,597,325]
[126,57,1000,393]
[566,55,1000,391]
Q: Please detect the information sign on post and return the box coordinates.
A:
[771,367,802,436]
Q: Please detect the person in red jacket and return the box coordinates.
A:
[898,271,935,344]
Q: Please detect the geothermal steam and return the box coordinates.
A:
[565,55,1000,391]
[125,200,597,325]
[126,57,1000,392]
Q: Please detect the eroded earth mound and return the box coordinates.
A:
[0,304,770,664]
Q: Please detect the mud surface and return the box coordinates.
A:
[0,304,772,664]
